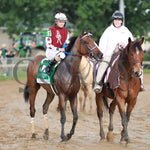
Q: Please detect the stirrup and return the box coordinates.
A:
[45,59,57,76]
[45,64,52,76]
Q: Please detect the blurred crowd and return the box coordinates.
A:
[0,43,16,77]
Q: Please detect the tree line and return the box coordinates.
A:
[0,0,150,42]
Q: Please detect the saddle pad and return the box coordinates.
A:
[37,58,59,84]
[104,54,120,89]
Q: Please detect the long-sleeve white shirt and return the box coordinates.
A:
[99,24,133,57]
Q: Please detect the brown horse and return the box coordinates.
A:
[95,37,144,145]
[24,31,103,141]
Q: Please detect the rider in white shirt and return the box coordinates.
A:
[94,10,144,93]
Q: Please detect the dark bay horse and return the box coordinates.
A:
[95,37,144,145]
[24,31,103,141]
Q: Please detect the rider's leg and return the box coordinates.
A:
[45,51,66,76]
[94,56,111,93]
[45,58,57,76]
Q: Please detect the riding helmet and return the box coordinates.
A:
[112,10,123,21]
[54,12,67,22]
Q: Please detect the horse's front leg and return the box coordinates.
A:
[125,97,137,143]
[66,96,78,140]
[96,93,105,140]
[59,95,66,141]
[117,97,129,144]
[107,100,117,142]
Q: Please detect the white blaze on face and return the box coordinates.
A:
[136,47,139,55]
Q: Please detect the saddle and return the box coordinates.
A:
[93,51,121,90]
[105,51,120,89]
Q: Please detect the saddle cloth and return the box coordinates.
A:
[37,58,59,84]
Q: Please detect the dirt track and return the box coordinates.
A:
[0,74,150,150]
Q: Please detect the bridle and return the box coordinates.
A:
[63,33,99,57]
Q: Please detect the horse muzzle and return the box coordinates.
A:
[90,52,103,61]
[133,71,142,77]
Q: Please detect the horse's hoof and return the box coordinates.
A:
[106,131,114,142]
[43,129,49,140]
[120,139,126,145]
[43,134,49,140]
[61,138,67,143]
[32,133,36,138]
[89,111,93,115]
[100,138,106,143]
[65,133,71,141]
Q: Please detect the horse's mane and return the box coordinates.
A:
[65,36,78,52]
[119,47,128,64]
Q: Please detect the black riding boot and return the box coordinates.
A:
[45,59,57,76]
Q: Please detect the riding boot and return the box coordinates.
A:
[45,59,57,76]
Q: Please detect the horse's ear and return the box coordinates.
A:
[128,37,132,44]
[81,30,85,36]
[87,29,90,34]
[139,37,144,45]
[126,37,132,54]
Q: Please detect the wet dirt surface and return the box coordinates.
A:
[0,74,150,150]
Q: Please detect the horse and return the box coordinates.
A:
[78,56,94,114]
[95,37,144,145]
[23,31,103,141]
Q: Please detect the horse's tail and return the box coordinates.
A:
[24,83,29,103]
[102,96,109,110]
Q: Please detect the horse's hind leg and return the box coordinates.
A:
[42,90,55,140]
[107,100,117,142]
[29,83,40,138]
[66,96,78,140]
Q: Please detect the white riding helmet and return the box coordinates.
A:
[54,12,67,22]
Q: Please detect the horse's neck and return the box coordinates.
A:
[65,44,81,74]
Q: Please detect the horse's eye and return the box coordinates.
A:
[85,41,89,45]
[131,53,133,56]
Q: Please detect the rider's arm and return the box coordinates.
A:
[45,29,58,51]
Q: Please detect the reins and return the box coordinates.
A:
[63,46,97,57]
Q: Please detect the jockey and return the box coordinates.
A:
[45,12,70,75]
[94,10,144,93]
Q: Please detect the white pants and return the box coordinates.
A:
[95,55,112,84]
[46,48,66,60]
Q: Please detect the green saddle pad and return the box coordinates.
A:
[37,58,59,84]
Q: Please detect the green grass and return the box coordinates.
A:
[143,69,150,73]
[143,53,150,61]
[0,76,14,81]
[0,69,27,81]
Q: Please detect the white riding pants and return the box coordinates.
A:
[46,48,66,60]
[95,55,112,84]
